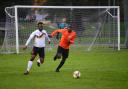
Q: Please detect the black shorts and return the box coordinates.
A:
[32,46,45,58]
[56,46,69,59]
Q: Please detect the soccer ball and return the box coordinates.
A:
[73,71,81,79]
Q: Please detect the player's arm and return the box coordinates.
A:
[68,32,76,44]
[23,32,35,50]
[44,30,51,44]
[50,29,65,37]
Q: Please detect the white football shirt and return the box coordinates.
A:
[25,29,50,47]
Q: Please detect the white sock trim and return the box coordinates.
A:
[37,59,41,63]
[27,61,33,72]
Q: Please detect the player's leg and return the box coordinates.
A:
[24,47,37,75]
[55,48,69,72]
[37,47,45,67]
[55,57,66,72]
[54,46,62,61]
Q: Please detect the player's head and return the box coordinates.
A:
[37,22,44,31]
[65,25,72,32]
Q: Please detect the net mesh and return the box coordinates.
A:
[0,7,16,53]
[0,6,119,54]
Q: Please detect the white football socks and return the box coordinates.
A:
[27,61,33,72]
[37,59,41,64]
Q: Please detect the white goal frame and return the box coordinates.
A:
[5,5,120,54]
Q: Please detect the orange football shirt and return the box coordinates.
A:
[51,29,76,49]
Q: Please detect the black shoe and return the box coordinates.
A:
[24,71,29,75]
[54,56,57,61]
[37,62,40,67]
[55,69,60,72]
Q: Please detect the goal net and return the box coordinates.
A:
[0,6,120,54]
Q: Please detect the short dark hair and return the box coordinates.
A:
[66,24,72,29]
[37,22,44,25]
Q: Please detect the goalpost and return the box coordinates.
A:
[1,5,120,54]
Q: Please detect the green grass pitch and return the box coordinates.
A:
[0,48,128,89]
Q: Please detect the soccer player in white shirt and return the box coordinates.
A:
[23,22,50,75]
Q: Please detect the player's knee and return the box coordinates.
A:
[57,53,61,59]
[30,55,36,61]
[61,59,66,63]
[62,59,65,62]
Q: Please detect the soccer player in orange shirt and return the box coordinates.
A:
[49,26,76,72]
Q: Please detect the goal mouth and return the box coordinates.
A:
[0,5,120,54]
